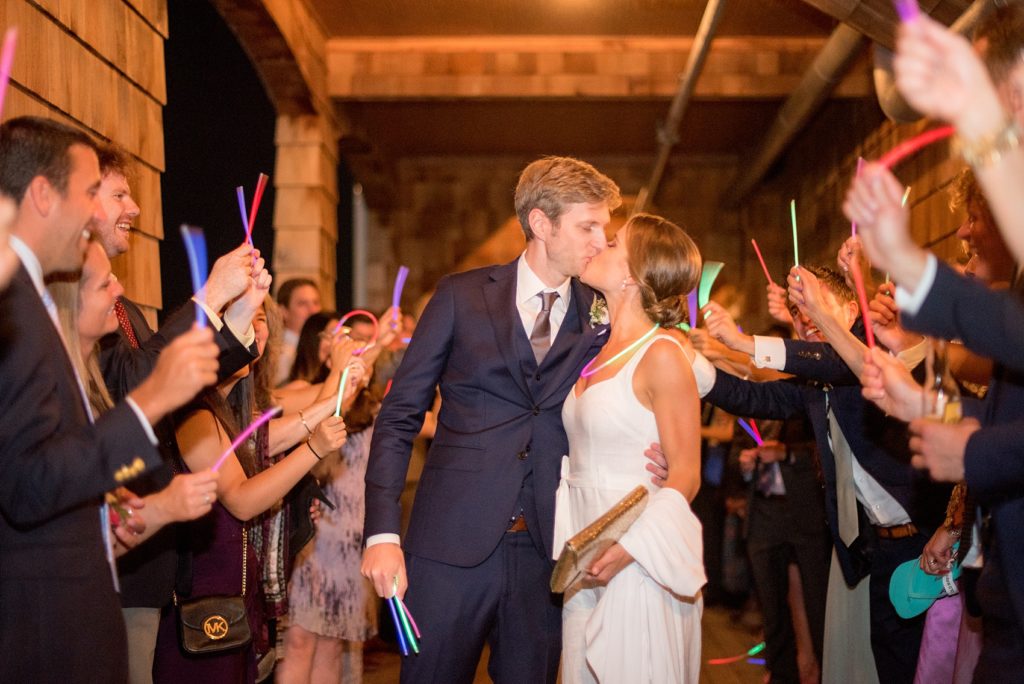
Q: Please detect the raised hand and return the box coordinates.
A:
[701,301,753,355]
[786,266,826,323]
[224,256,272,332]
[152,470,220,522]
[860,346,925,422]
[869,282,923,353]
[309,415,347,456]
[202,243,258,312]
[766,282,793,325]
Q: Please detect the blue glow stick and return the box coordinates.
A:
[737,418,763,446]
[393,597,419,653]
[387,596,409,656]
[180,225,208,327]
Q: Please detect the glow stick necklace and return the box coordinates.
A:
[580,324,659,378]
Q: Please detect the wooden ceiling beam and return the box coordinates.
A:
[327,35,871,100]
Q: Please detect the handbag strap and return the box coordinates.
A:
[241,526,247,597]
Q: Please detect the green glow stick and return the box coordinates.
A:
[698,261,724,309]
[901,186,911,207]
[790,199,799,267]
[333,366,351,417]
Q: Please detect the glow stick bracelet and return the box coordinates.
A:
[392,265,410,311]
[244,173,269,245]
[334,366,351,417]
[737,418,763,447]
[332,309,380,342]
[893,0,919,23]
[790,199,799,267]
[387,597,409,656]
[698,261,724,309]
[878,126,954,169]
[397,596,422,639]
[211,406,282,472]
[751,239,774,285]
[0,28,17,121]
[580,324,659,379]
[849,259,875,349]
[180,225,209,327]
[393,597,419,653]
[851,157,864,236]
[687,290,698,329]
[236,186,249,241]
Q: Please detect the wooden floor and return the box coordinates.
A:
[363,605,766,684]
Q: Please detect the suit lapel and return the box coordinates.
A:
[483,261,533,401]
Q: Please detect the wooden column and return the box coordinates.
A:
[272,113,340,309]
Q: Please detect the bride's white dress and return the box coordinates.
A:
[553,335,706,683]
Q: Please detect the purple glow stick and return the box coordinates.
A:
[236,186,249,242]
[0,28,17,120]
[737,418,764,447]
[180,225,208,328]
[392,265,410,310]
[894,0,920,23]
[687,289,698,329]
[211,407,282,472]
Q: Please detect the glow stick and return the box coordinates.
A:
[750,239,774,285]
[180,225,208,327]
[0,28,17,121]
[397,596,422,639]
[244,173,269,245]
[332,309,380,355]
[708,641,766,666]
[392,597,419,653]
[698,261,724,309]
[878,126,955,169]
[901,186,911,207]
[391,265,410,312]
[211,407,282,472]
[236,186,249,241]
[893,0,919,23]
[790,199,799,267]
[851,157,864,236]
[687,290,698,329]
[333,366,351,417]
[384,378,393,398]
[849,259,875,349]
[737,418,763,447]
[387,597,409,656]
[748,418,763,444]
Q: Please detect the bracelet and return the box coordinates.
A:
[298,409,314,437]
[307,439,324,460]
[958,119,1022,168]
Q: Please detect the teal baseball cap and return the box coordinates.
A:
[889,554,962,619]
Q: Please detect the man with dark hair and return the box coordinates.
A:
[275,277,321,384]
[363,156,622,683]
[0,115,220,681]
[698,265,948,684]
[87,142,267,683]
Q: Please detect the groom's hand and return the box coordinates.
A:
[644,442,668,487]
[361,543,408,599]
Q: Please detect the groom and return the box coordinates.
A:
[363,157,621,682]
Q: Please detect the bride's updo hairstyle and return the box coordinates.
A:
[625,213,702,328]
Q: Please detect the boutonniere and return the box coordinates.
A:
[589,294,609,326]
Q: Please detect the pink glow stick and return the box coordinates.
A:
[396,596,422,639]
[737,419,763,447]
[748,419,763,444]
[211,407,282,472]
[893,0,920,23]
[0,28,16,120]
[244,173,269,245]
[849,260,875,349]
[851,157,864,236]
[236,186,249,242]
[878,126,955,170]
[750,239,774,285]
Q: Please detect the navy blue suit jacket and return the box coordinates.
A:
[364,261,606,567]
[902,261,1024,627]
[705,333,949,585]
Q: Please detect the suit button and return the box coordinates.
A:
[532,406,540,416]
[517,451,528,461]
[534,372,542,381]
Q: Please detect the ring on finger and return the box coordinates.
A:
[204,494,211,505]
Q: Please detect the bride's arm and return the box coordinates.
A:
[635,340,701,501]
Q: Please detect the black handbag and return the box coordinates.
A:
[176,528,253,654]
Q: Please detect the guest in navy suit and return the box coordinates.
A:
[362,157,621,683]
[0,116,220,682]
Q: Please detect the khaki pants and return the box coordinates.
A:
[123,607,161,684]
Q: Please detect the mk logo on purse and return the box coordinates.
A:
[203,615,230,640]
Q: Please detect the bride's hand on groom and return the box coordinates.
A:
[587,543,634,585]
[643,442,668,486]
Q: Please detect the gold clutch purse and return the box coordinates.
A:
[550,485,649,593]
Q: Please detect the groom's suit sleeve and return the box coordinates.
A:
[364,275,456,540]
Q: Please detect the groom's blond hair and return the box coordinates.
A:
[514,156,621,240]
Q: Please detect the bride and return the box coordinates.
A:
[553,213,707,683]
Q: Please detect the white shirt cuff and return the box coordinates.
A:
[193,298,256,347]
[125,397,159,445]
[753,335,788,370]
[895,337,929,371]
[366,533,401,548]
[690,351,717,398]
[894,254,937,317]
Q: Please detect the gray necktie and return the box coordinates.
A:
[529,291,559,365]
[827,398,859,546]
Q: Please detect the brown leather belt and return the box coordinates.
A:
[507,514,528,533]
[873,522,918,540]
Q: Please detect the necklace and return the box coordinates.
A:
[580,324,660,378]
